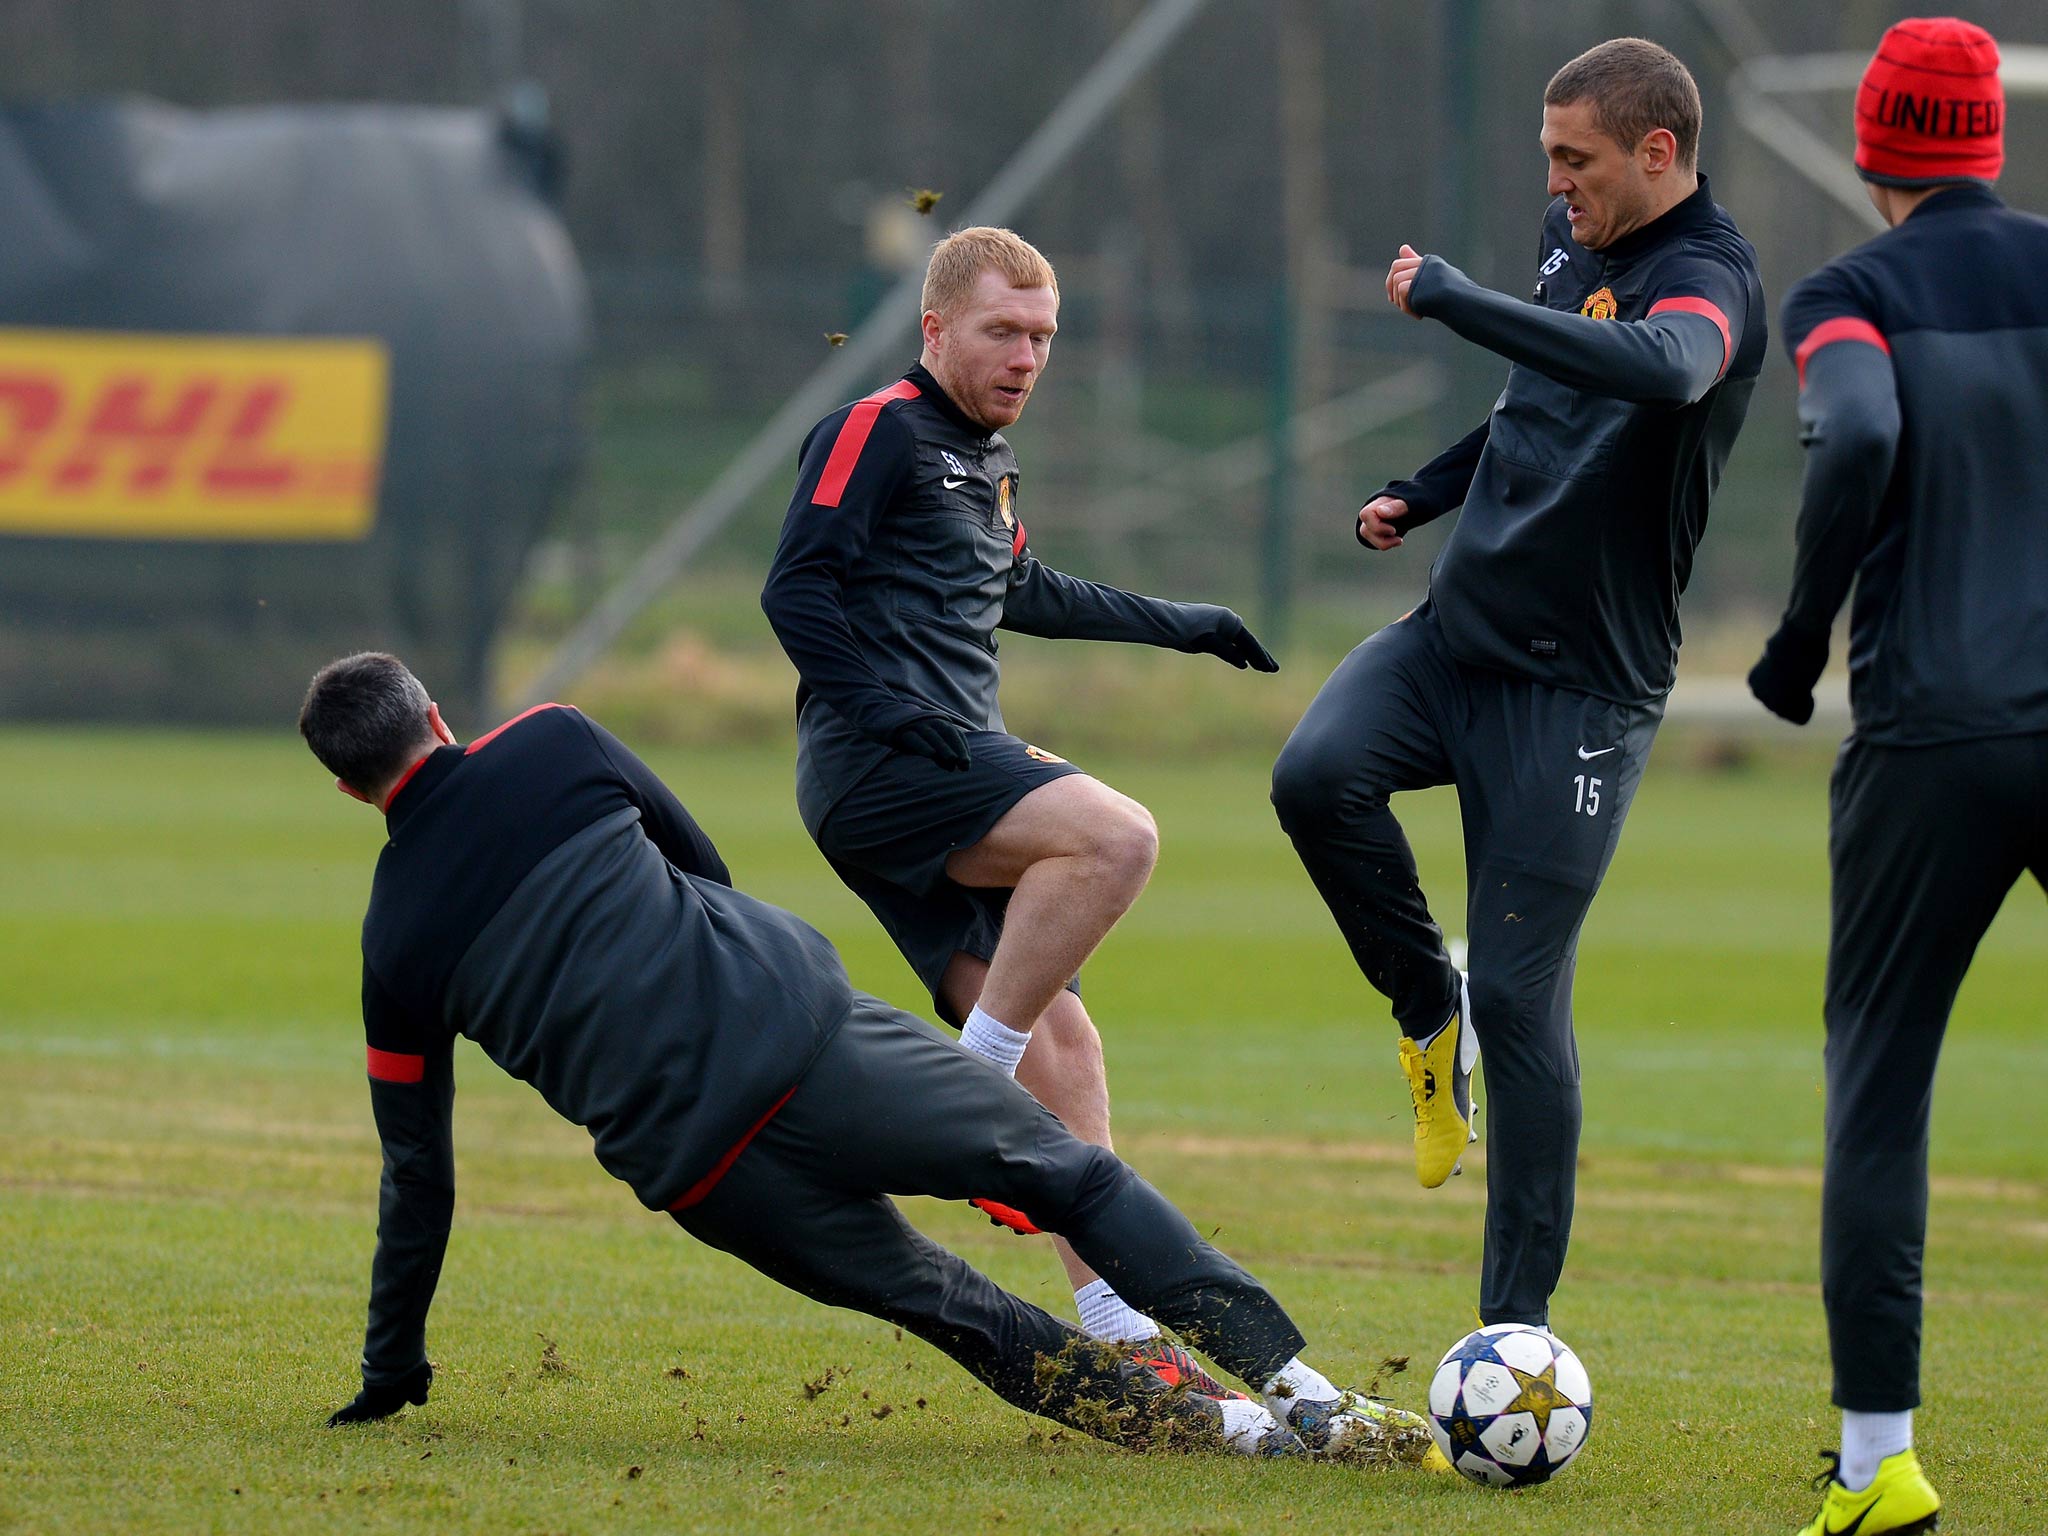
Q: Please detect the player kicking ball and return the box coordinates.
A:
[762,226,1277,1374]
[1271,38,1764,1332]
[301,653,1444,1469]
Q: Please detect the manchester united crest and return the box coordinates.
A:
[997,474,1015,530]
[1580,286,1619,320]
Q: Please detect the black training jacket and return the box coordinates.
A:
[1381,178,1766,705]
[1775,184,2048,746]
[351,705,849,1383]
[761,362,1241,817]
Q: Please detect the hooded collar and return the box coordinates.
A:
[906,361,995,442]
[1596,173,1719,265]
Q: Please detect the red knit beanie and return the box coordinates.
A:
[1855,17,2003,186]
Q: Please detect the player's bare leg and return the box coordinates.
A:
[942,955,1110,1292]
[1013,990,1111,1148]
[944,774,1158,1028]
[935,775,1224,1371]
[940,772,1151,1273]
[939,957,1225,1383]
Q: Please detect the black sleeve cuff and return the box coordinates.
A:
[1748,623,1830,725]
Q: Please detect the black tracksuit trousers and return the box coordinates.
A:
[1821,731,2047,1411]
[673,995,1306,1437]
[1270,605,1661,1325]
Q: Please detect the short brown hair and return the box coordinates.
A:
[920,226,1058,318]
[1545,38,1702,169]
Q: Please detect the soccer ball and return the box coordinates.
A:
[1427,1323,1593,1487]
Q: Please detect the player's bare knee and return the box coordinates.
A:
[1069,795,1155,889]
[1092,805,1157,899]
[1108,801,1159,881]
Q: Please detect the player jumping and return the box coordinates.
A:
[762,227,1276,1366]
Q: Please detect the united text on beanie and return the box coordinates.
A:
[1855,16,2004,187]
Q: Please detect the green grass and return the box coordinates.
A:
[3,729,2044,1534]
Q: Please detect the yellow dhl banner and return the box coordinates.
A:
[0,327,390,540]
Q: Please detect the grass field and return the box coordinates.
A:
[3,727,2043,1535]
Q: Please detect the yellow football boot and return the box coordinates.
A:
[1398,971,1478,1189]
[1797,1449,1941,1535]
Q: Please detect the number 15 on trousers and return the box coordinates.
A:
[1573,775,1603,816]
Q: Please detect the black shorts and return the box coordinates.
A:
[806,730,1085,1022]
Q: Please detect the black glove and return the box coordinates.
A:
[888,715,973,772]
[1747,624,1829,725]
[1190,611,1280,673]
[327,1360,432,1427]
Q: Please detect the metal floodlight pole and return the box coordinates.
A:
[514,0,1216,709]
[1727,54,1886,233]
[1676,0,1881,232]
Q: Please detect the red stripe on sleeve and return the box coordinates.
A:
[1793,316,1891,388]
[1011,520,1027,559]
[465,702,564,755]
[366,1046,426,1083]
[1648,296,1733,379]
[810,380,921,508]
[668,1085,799,1210]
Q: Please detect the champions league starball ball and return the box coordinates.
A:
[1427,1323,1593,1487]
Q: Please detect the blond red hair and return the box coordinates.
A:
[921,226,1058,317]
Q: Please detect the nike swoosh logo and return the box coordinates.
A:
[1576,745,1617,760]
[1824,1500,1879,1536]
[943,476,969,489]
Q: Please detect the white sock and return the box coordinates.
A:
[1839,1408,1912,1491]
[1262,1356,1341,1420]
[958,1005,1030,1077]
[1074,1279,1161,1343]
[1217,1398,1285,1454]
